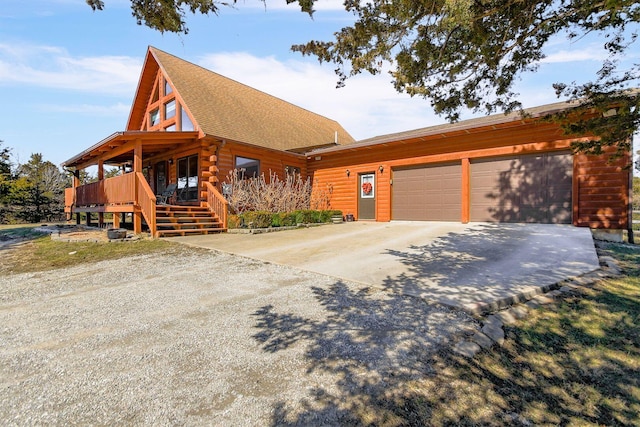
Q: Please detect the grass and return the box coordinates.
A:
[0,225,186,274]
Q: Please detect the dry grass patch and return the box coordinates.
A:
[0,226,192,274]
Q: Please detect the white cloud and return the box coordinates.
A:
[38,102,131,116]
[540,48,608,64]
[0,43,141,96]
[198,52,442,140]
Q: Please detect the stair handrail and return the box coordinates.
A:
[135,172,157,236]
[204,181,228,229]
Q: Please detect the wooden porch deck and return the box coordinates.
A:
[65,174,229,237]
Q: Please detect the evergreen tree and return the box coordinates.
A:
[12,154,68,223]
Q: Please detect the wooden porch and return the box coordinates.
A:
[62,131,228,237]
[64,173,228,237]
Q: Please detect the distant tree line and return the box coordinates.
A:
[0,141,74,224]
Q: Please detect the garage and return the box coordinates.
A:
[470,152,573,223]
[392,163,461,221]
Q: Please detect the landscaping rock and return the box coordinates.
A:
[495,310,518,325]
[570,276,595,286]
[547,290,562,298]
[509,305,529,319]
[483,314,503,329]
[600,256,622,275]
[532,295,555,305]
[453,341,481,358]
[481,324,505,346]
[471,332,494,349]
[525,299,542,309]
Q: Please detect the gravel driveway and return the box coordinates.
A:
[1,247,477,425]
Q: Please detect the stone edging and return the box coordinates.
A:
[452,246,623,358]
[227,222,333,234]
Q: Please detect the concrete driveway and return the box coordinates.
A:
[170,221,600,313]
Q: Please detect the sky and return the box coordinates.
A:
[0,0,638,173]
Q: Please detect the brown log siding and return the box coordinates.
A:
[573,152,629,228]
[217,142,307,185]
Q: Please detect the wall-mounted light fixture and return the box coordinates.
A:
[378,165,384,174]
[168,158,174,165]
[346,169,351,177]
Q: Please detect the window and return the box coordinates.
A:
[235,156,260,178]
[164,99,176,120]
[181,106,194,131]
[164,79,173,96]
[164,124,176,132]
[155,161,167,193]
[149,108,160,127]
[360,173,375,199]
[151,85,159,103]
[177,154,199,201]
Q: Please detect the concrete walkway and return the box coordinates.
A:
[169,221,600,313]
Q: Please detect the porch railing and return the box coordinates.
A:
[74,173,137,207]
[64,173,157,235]
[204,181,228,229]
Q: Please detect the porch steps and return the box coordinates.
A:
[155,205,226,237]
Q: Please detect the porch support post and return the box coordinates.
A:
[133,139,143,234]
[73,170,81,225]
[461,158,470,223]
[97,160,104,229]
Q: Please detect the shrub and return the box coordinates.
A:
[279,212,298,226]
[225,169,313,214]
[242,211,273,229]
[295,210,316,224]
[227,214,241,229]
[270,214,282,228]
[228,209,343,229]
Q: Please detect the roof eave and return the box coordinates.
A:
[308,99,584,156]
[61,131,200,169]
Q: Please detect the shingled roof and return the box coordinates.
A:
[308,99,586,155]
[136,47,354,152]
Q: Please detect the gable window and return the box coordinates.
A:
[151,84,159,103]
[235,156,260,178]
[181,106,194,131]
[149,108,160,127]
[164,79,173,96]
[164,99,176,120]
[165,124,176,132]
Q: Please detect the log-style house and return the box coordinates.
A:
[62,47,354,237]
[63,47,633,238]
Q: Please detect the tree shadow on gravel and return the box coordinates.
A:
[252,281,479,426]
[253,266,640,426]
